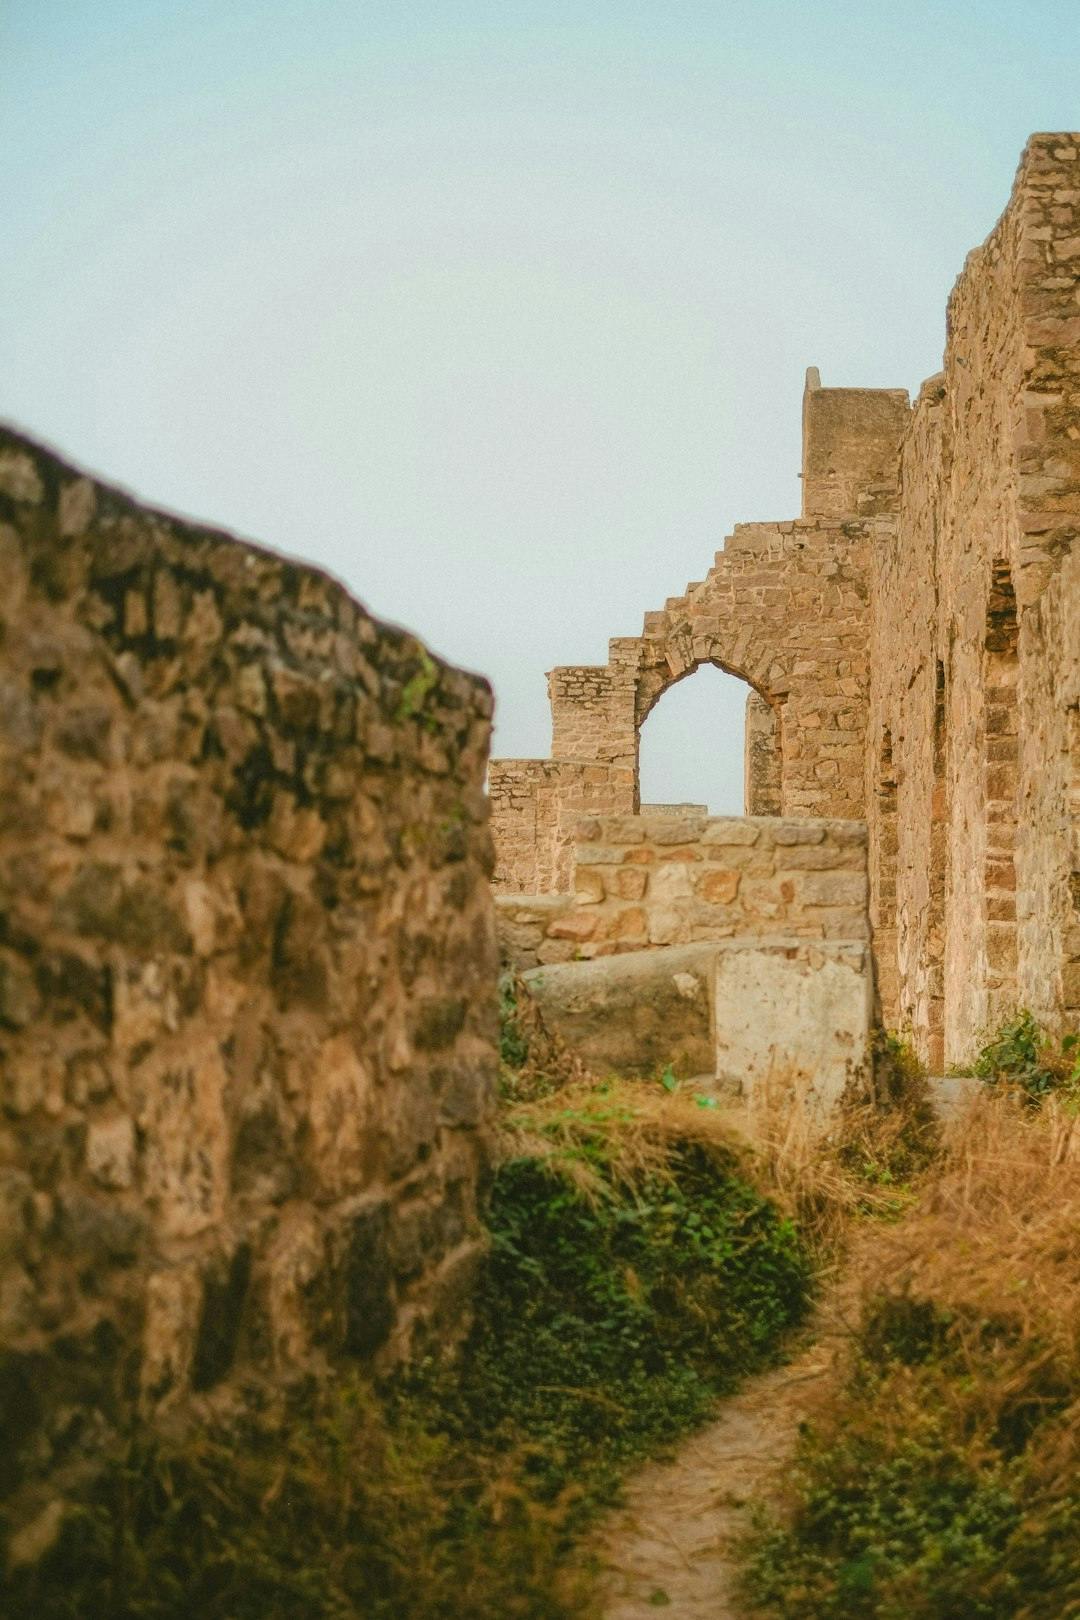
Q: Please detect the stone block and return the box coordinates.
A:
[714,937,872,1127]
[697,868,741,904]
[85,1116,136,1190]
[547,909,599,942]
[523,942,718,1078]
[608,865,648,900]
[797,871,867,907]
[700,819,760,846]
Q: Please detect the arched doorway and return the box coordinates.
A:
[637,661,780,816]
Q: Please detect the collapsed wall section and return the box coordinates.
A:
[0,427,497,1557]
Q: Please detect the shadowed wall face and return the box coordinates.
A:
[0,428,497,1559]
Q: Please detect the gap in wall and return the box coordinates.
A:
[638,662,751,814]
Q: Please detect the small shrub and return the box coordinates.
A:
[412,1084,812,1519]
[497,969,591,1102]
[8,1382,592,1620]
[972,1009,1080,1103]
[835,1031,939,1192]
[750,1038,939,1251]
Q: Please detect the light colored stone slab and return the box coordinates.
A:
[713,937,872,1127]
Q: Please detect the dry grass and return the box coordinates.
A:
[498,966,595,1101]
[497,1077,749,1203]
[741,1084,1080,1619]
[857,1087,1080,1442]
[740,1050,939,1251]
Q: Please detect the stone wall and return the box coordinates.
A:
[498,813,868,968]
[492,498,901,892]
[0,427,497,1557]
[867,134,1080,1064]
[488,756,626,893]
[492,133,1080,1064]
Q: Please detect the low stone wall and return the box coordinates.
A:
[0,427,497,1560]
[495,892,576,967]
[523,933,874,1106]
[498,814,868,967]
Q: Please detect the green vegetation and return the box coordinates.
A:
[750,1032,938,1249]
[835,1030,939,1195]
[435,1085,812,1515]
[496,966,587,1102]
[739,1041,1080,1620]
[395,646,440,726]
[10,1078,809,1619]
[971,1008,1080,1102]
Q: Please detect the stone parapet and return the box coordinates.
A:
[571,813,868,955]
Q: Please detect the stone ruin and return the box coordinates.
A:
[0,425,496,1562]
[492,133,1080,1078]
[1,131,1077,1567]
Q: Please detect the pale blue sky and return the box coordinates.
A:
[3,2,1077,810]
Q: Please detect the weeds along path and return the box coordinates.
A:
[595,1256,859,1619]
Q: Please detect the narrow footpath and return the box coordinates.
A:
[595,1262,857,1619]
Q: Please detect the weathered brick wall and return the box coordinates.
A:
[498,813,867,967]
[867,134,1080,1065]
[488,756,629,893]
[0,427,497,1556]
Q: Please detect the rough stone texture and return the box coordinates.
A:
[744,692,782,815]
[487,756,623,893]
[499,814,869,968]
[493,135,1080,1065]
[868,135,1080,1065]
[713,938,873,1125]
[521,942,718,1078]
[0,426,497,1556]
[494,892,576,968]
[801,371,912,519]
[641,801,709,818]
[491,499,889,893]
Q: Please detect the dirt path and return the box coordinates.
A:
[595,1268,856,1619]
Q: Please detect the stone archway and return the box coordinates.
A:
[633,650,784,817]
[631,618,788,818]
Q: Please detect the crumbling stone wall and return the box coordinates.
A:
[0,427,497,1558]
[492,498,903,894]
[487,756,623,893]
[868,134,1080,1064]
[498,813,868,968]
[493,133,1079,1064]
